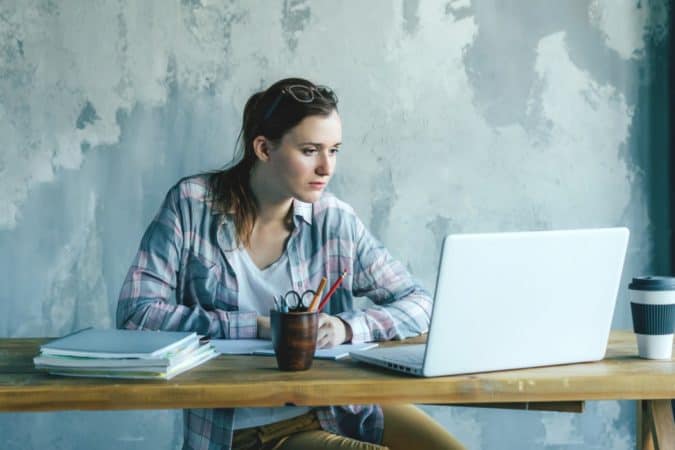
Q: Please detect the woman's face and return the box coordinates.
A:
[267,109,342,203]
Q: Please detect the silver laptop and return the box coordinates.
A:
[349,228,629,377]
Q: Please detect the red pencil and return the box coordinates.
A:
[317,271,347,312]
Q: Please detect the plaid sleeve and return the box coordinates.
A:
[116,184,257,339]
[337,218,432,344]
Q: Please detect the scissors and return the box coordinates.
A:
[282,289,316,312]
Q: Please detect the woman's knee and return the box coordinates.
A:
[278,430,389,450]
[381,404,466,450]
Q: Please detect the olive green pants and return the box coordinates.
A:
[232,404,466,450]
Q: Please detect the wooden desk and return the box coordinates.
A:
[1,331,673,449]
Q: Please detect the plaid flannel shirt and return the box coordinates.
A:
[117,175,432,450]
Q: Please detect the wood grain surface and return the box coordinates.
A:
[1,331,673,412]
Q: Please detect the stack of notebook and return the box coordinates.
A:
[34,328,218,380]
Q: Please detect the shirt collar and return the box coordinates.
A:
[292,198,313,225]
[215,199,312,252]
[211,197,313,225]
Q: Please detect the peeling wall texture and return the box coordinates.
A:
[0,1,671,449]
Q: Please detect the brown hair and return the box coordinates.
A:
[208,78,338,246]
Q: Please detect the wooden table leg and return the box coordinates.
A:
[638,400,675,450]
[639,400,655,450]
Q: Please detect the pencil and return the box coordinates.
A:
[308,277,327,312]
[317,271,347,312]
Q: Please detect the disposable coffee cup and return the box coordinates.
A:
[628,276,675,359]
[270,310,318,371]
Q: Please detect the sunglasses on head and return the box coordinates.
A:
[263,85,338,121]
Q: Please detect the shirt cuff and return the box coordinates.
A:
[336,311,371,344]
[224,310,257,339]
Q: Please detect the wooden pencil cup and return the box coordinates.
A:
[270,310,318,371]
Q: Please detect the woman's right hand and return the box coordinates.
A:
[317,313,352,348]
[257,316,271,340]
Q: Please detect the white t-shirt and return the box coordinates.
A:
[228,247,311,430]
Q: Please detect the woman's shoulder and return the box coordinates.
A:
[170,173,209,199]
[314,191,356,214]
[167,174,211,204]
[312,192,362,230]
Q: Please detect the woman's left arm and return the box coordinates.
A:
[336,218,433,344]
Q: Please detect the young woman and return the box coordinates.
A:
[117,78,465,450]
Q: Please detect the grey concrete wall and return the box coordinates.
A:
[0,1,670,448]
